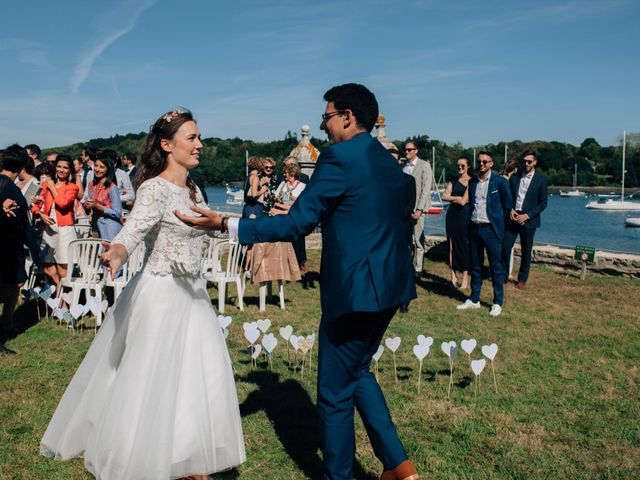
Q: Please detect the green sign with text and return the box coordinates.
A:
[574,245,596,263]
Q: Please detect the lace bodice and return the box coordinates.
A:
[112,177,207,276]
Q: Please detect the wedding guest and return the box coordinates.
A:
[82,155,123,241]
[45,152,58,164]
[122,152,137,181]
[500,157,519,279]
[457,151,512,317]
[79,147,96,190]
[31,155,79,291]
[501,150,548,289]
[442,156,474,289]
[1,145,30,353]
[96,149,135,207]
[72,157,85,200]
[25,144,41,168]
[242,156,266,219]
[260,157,279,216]
[17,155,39,205]
[42,107,245,480]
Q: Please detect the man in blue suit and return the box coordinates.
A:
[501,150,548,289]
[457,151,512,317]
[177,84,419,480]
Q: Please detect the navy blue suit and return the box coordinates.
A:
[467,171,512,306]
[239,132,416,478]
[502,172,548,283]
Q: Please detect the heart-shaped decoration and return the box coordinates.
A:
[262,333,278,354]
[53,307,67,319]
[61,292,73,305]
[471,359,486,376]
[87,296,102,316]
[413,344,430,361]
[417,335,434,348]
[218,315,232,329]
[306,333,315,347]
[289,335,301,351]
[70,303,85,319]
[461,339,477,355]
[481,343,498,361]
[62,311,75,326]
[372,345,384,361]
[256,318,271,333]
[243,321,258,332]
[47,297,61,310]
[244,326,260,345]
[279,325,293,340]
[40,286,55,301]
[30,286,41,297]
[298,338,313,354]
[441,341,457,359]
[385,337,401,353]
[251,344,262,359]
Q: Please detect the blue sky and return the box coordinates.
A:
[1,0,638,149]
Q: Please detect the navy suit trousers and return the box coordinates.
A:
[317,307,407,479]
[502,223,537,283]
[469,224,504,306]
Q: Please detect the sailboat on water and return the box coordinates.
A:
[559,164,586,197]
[586,131,640,211]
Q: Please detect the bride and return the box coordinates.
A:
[40,107,245,480]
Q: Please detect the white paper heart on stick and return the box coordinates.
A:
[47,297,61,310]
[306,333,315,347]
[256,318,271,333]
[217,315,232,329]
[461,339,477,355]
[385,337,401,353]
[372,345,384,361]
[262,333,278,354]
[87,296,102,316]
[70,304,85,319]
[481,343,498,361]
[289,335,301,351]
[30,286,41,297]
[244,327,260,345]
[62,311,75,326]
[61,292,73,305]
[471,359,486,376]
[40,285,55,300]
[417,335,433,348]
[413,344,430,361]
[250,344,262,359]
[53,307,67,319]
[243,321,258,333]
[279,325,293,341]
[298,338,313,354]
[441,341,457,359]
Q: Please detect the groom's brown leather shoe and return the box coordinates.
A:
[380,460,419,480]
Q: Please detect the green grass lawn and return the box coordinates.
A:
[1,253,639,479]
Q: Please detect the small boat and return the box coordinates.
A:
[560,164,586,197]
[225,184,244,206]
[427,168,446,215]
[625,217,640,227]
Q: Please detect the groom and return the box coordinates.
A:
[177,83,419,480]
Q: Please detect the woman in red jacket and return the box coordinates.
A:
[32,155,80,290]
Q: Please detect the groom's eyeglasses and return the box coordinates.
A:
[321,110,345,122]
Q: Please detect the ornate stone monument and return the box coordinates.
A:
[289,125,320,178]
[374,115,396,151]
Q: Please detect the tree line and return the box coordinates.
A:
[44,131,640,188]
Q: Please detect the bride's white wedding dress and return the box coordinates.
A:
[41,177,245,479]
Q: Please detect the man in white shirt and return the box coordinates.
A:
[457,151,512,317]
[402,141,432,277]
[501,150,548,289]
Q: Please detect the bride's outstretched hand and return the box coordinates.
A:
[100,242,128,278]
[174,206,223,230]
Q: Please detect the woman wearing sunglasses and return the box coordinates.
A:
[442,156,475,289]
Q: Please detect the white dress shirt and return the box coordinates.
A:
[471,171,491,224]
[515,171,534,211]
[403,159,417,176]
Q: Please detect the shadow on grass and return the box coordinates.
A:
[0,298,40,343]
[240,370,377,479]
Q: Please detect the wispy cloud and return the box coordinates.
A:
[70,0,155,94]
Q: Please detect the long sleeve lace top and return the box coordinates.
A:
[111,177,208,277]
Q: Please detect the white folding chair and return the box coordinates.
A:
[204,241,247,313]
[258,280,286,312]
[201,236,226,277]
[57,238,105,331]
[106,243,146,301]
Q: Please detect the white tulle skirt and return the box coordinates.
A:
[41,272,246,480]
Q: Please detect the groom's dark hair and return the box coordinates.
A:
[323,83,378,133]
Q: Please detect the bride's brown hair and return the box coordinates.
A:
[135,107,198,201]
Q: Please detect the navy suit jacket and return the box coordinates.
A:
[509,172,548,229]
[468,171,512,241]
[239,133,416,322]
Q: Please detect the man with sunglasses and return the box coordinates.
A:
[457,151,512,317]
[501,150,548,289]
[402,141,432,278]
[177,83,419,480]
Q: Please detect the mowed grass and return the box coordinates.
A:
[1,251,639,479]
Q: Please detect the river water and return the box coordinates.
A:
[204,186,640,254]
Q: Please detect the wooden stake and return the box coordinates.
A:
[447,360,453,399]
[491,360,498,394]
[417,360,423,393]
[393,352,398,383]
